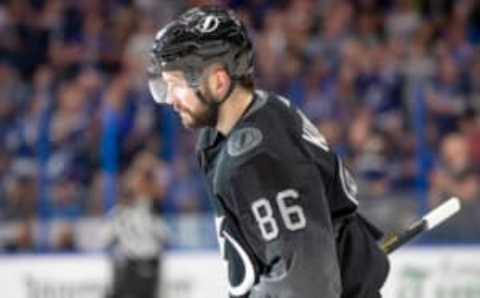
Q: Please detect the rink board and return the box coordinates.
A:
[0,246,479,298]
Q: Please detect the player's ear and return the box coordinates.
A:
[208,67,231,101]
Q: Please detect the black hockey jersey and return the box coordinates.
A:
[196,90,389,298]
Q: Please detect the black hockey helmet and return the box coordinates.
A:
[148,6,254,104]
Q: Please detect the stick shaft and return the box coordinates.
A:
[381,221,426,254]
[380,197,461,254]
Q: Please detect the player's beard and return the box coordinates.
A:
[181,83,219,129]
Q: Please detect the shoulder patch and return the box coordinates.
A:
[227,127,263,157]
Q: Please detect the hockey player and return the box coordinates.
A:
[147,6,389,298]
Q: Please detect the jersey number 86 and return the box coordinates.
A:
[251,189,306,241]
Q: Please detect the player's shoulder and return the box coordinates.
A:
[237,89,337,171]
[225,90,299,160]
[221,126,271,179]
[248,89,300,126]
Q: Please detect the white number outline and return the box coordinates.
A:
[251,189,307,241]
[251,198,279,241]
[276,189,307,231]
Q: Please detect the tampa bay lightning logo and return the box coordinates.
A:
[215,216,256,296]
[196,15,221,33]
[155,27,167,40]
[227,127,263,157]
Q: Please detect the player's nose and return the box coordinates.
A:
[164,94,174,105]
[164,91,178,106]
[168,94,182,112]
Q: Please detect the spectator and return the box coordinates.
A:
[429,133,480,206]
[51,222,77,252]
[2,158,38,220]
[3,220,37,252]
[425,55,469,136]
[0,0,480,250]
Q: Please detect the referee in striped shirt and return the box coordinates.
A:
[106,151,170,298]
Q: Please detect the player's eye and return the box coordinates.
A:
[168,81,190,97]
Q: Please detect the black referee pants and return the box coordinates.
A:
[107,258,161,298]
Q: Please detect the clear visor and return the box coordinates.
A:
[148,74,194,105]
[148,76,168,104]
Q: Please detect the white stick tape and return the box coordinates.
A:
[423,197,461,230]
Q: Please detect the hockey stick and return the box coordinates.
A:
[381,197,461,255]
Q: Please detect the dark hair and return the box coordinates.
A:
[238,75,255,91]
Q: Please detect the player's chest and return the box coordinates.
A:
[203,147,234,197]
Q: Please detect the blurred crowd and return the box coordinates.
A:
[0,0,480,252]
